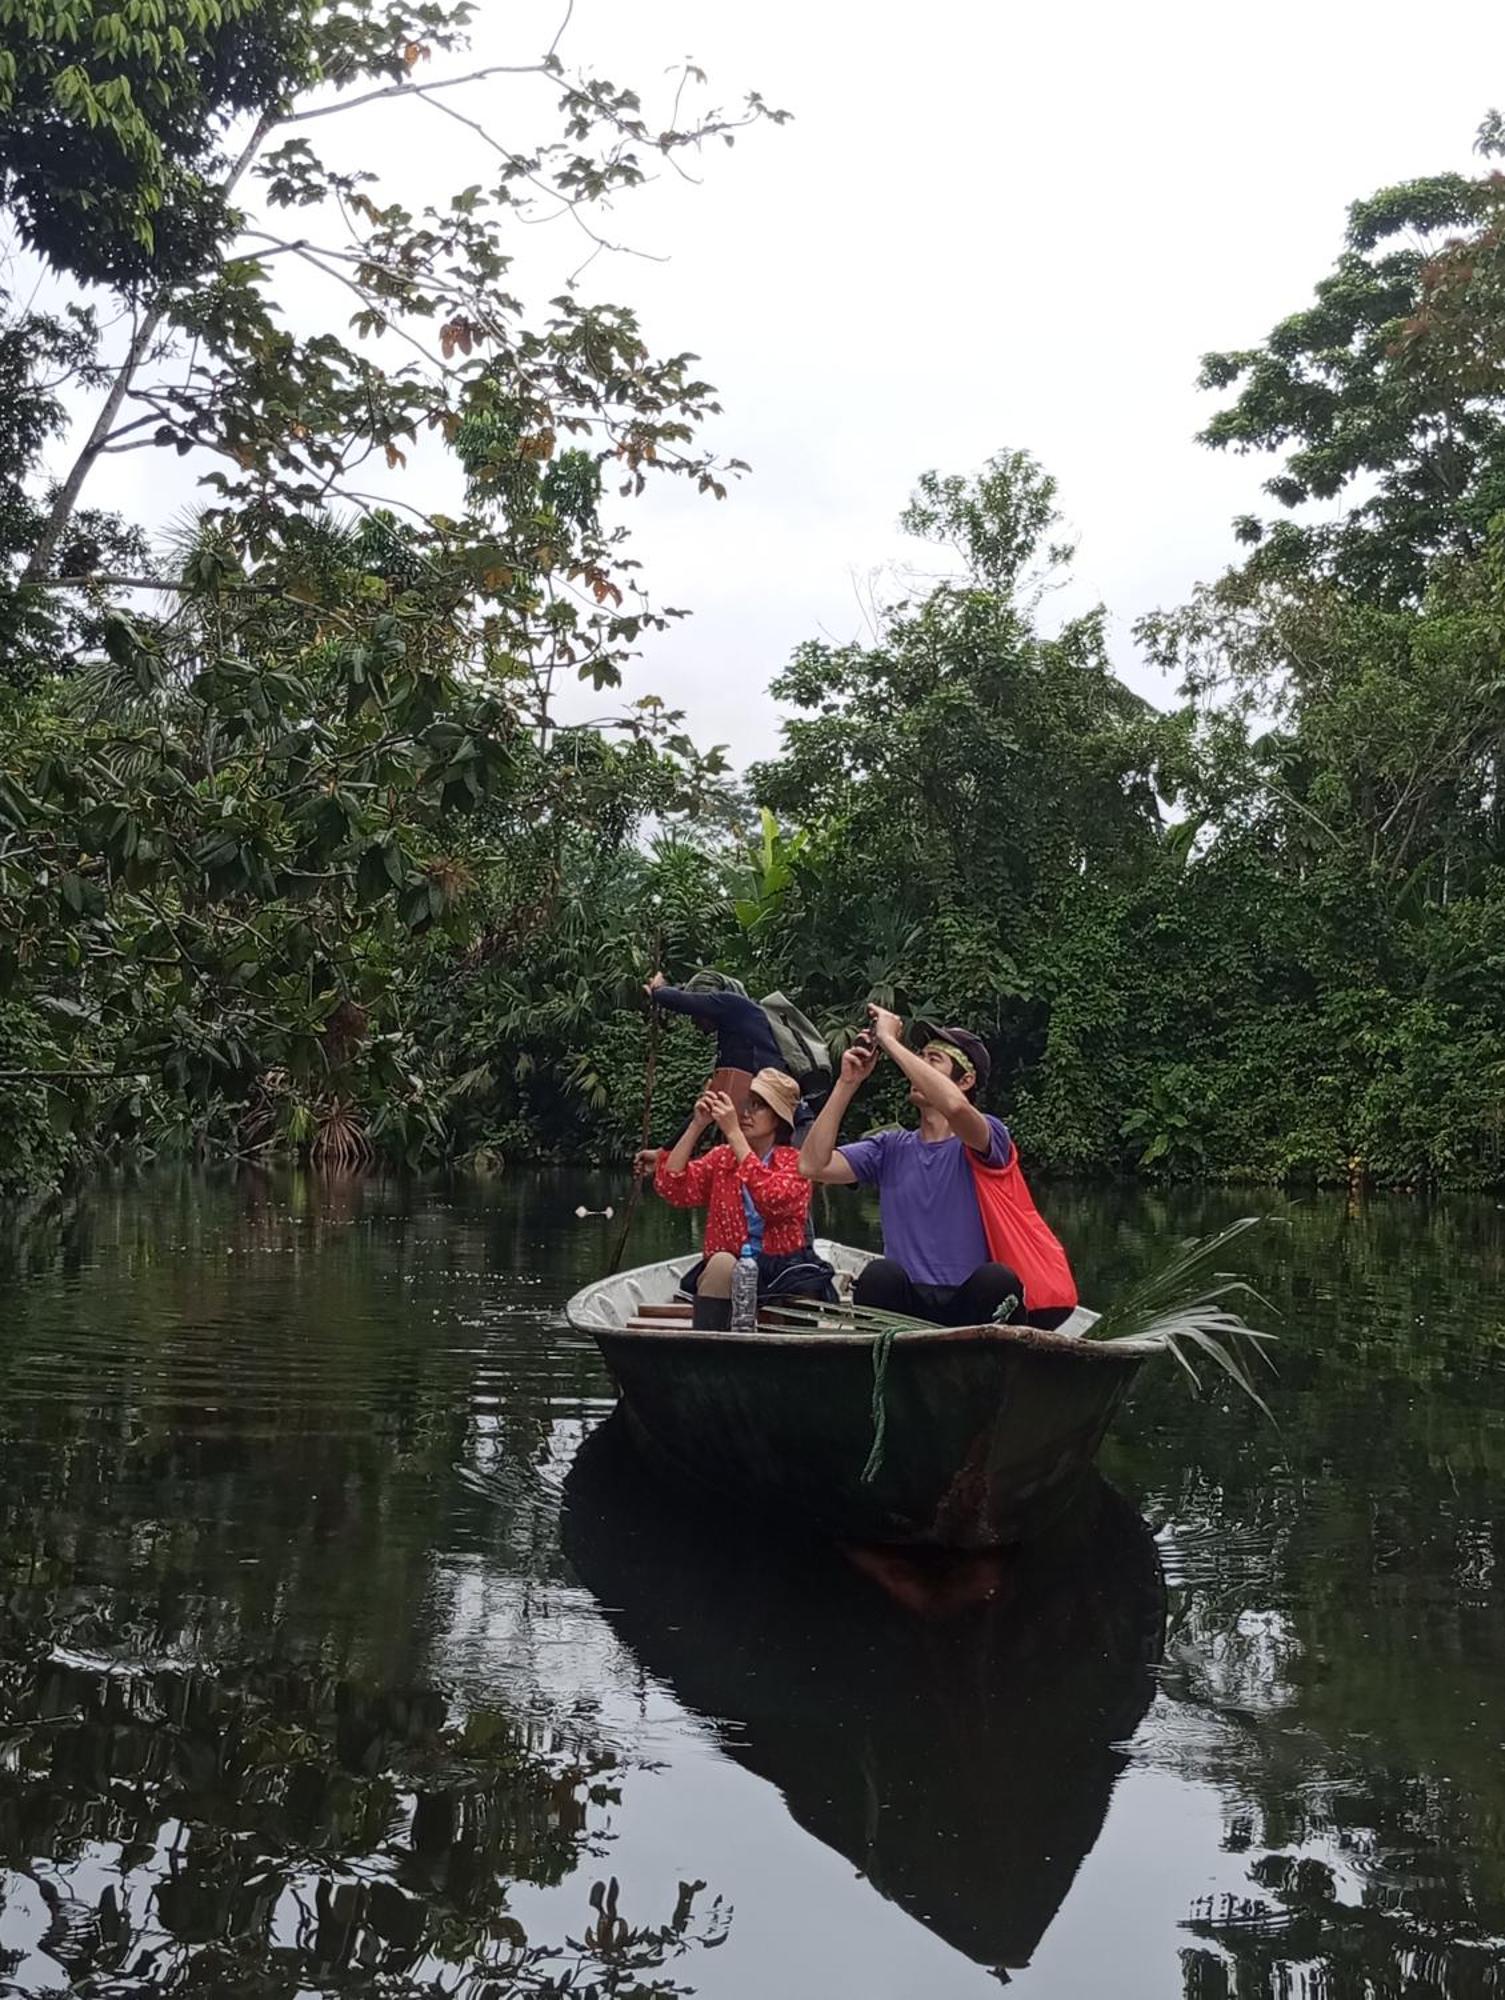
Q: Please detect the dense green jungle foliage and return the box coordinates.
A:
[2,12,1505,1196]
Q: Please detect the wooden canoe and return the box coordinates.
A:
[564,1239,1158,1549]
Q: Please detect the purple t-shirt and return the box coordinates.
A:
[839,1116,1013,1288]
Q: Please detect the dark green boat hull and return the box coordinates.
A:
[590,1317,1148,1549]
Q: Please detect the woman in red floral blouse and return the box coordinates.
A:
[653,1068,837,1329]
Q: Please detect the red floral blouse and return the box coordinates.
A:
[653,1143,811,1257]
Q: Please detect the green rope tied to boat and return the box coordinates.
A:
[765,1298,931,1484]
[861,1320,901,1484]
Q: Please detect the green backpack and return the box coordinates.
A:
[758,991,832,1095]
[683,970,749,998]
[683,972,830,1094]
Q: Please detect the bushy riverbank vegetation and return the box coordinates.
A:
[3,8,1505,1196]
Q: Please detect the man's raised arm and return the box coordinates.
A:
[868,1006,993,1153]
[799,1040,878,1184]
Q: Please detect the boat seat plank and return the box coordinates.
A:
[621,1313,853,1336]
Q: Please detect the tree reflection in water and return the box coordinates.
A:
[1055,1186,1505,2000]
[0,1173,727,1996]
[0,1594,728,1996]
[1183,1838,1505,2000]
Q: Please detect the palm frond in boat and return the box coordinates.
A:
[1083,1216,1279,1419]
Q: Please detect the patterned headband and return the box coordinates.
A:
[923,1039,975,1083]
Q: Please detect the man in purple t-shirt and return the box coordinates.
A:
[799,1005,1074,1329]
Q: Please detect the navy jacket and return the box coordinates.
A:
[650,984,784,1076]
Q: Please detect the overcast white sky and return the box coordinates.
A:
[83,0,1505,765]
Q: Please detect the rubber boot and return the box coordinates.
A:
[691,1292,733,1331]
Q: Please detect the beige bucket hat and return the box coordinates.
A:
[747,1068,800,1128]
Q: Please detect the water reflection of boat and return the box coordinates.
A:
[562,1416,1167,1981]
[566,1245,1153,1547]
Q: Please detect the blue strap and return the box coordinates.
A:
[740,1150,773,1256]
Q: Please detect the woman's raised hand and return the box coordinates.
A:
[705,1088,740,1135]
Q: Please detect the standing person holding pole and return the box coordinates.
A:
[643,969,784,1110]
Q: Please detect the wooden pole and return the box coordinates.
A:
[606,927,664,1276]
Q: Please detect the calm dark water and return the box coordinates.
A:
[2,1170,1505,1999]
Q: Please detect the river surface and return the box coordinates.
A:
[2,1169,1504,1998]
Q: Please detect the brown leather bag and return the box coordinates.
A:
[710,1066,754,1110]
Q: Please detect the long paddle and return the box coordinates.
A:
[606,926,664,1276]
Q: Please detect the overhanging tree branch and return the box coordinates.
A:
[280,60,555,128]
[22,109,278,584]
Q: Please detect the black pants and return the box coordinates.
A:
[853,1256,1075,1331]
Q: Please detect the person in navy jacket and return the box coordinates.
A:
[645,970,784,1076]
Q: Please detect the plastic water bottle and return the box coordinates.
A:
[730,1248,759,1331]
